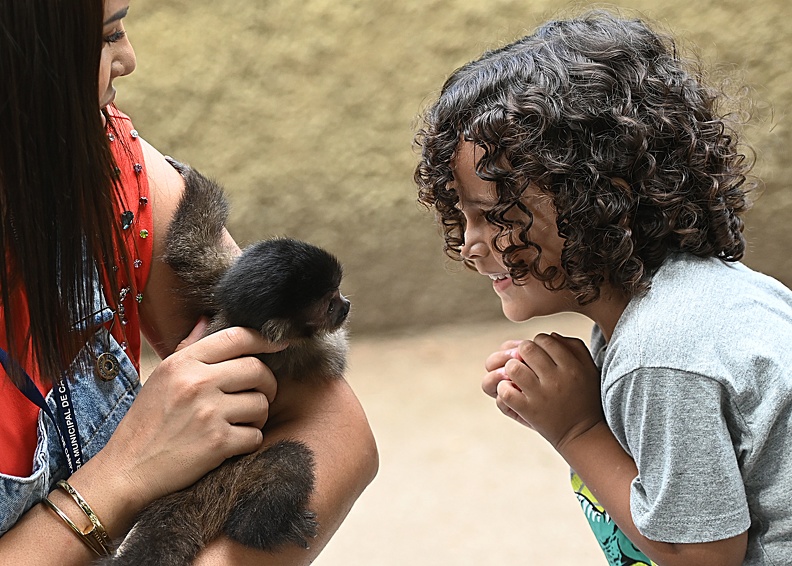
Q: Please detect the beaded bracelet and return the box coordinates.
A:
[43,480,113,556]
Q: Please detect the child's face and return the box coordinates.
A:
[452,142,577,322]
[99,0,136,111]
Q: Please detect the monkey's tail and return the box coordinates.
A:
[162,159,235,313]
[96,488,211,566]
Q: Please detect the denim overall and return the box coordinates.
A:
[0,302,141,536]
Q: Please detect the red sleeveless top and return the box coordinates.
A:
[0,107,153,477]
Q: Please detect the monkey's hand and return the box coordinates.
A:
[224,440,319,551]
[484,333,605,450]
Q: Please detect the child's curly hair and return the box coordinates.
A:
[414,10,753,304]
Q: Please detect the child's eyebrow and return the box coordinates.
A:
[455,196,496,211]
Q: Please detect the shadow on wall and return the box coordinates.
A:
[122,0,792,335]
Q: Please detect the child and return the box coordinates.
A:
[414,10,792,566]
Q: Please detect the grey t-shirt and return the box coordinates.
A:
[591,254,792,565]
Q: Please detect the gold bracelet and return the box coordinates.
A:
[42,496,105,556]
[55,480,113,556]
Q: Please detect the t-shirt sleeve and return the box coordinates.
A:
[605,367,751,543]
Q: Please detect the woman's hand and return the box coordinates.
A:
[100,319,284,508]
[483,333,604,449]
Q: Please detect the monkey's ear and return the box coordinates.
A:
[164,155,191,176]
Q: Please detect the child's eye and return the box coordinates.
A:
[103,30,126,44]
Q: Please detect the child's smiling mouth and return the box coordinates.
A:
[488,273,509,281]
[486,272,512,292]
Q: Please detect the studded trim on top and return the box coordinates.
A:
[102,107,153,366]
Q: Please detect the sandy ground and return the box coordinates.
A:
[313,313,606,565]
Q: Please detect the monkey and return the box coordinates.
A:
[101,160,350,566]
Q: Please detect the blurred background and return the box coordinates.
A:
[126,0,790,563]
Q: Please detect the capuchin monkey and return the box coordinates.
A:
[102,161,350,566]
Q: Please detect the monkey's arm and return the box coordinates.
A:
[195,376,379,565]
[137,139,239,357]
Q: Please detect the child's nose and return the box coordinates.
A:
[460,233,489,260]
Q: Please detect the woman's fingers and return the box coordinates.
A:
[224,390,272,430]
[110,326,288,498]
[216,355,278,402]
[220,424,265,460]
[187,326,288,365]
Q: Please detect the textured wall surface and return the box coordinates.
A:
[121,0,791,335]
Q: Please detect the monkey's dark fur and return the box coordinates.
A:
[101,161,349,566]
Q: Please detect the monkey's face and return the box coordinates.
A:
[218,237,349,342]
[304,288,350,335]
[256,287,349,344]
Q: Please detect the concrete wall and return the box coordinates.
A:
[122,0,791,335]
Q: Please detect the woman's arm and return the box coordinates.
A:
[139,140,378,563]
[0,140,291,565]
[0,323,281,565]
[196,376,378,565]
[137,138,230,356]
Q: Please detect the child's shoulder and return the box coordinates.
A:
[644,254,792,321]
[601,253,792,386]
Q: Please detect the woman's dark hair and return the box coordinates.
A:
[414,10,753,304]
[0,1,124,385]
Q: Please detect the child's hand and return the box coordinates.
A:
[483,340,532,428]
[484,333,604,449]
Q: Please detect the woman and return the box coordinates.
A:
[0,0,377,563]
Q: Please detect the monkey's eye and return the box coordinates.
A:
[328,302,335,314]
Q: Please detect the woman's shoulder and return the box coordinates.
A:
[105,105,184,205]
[111,116,210,357]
